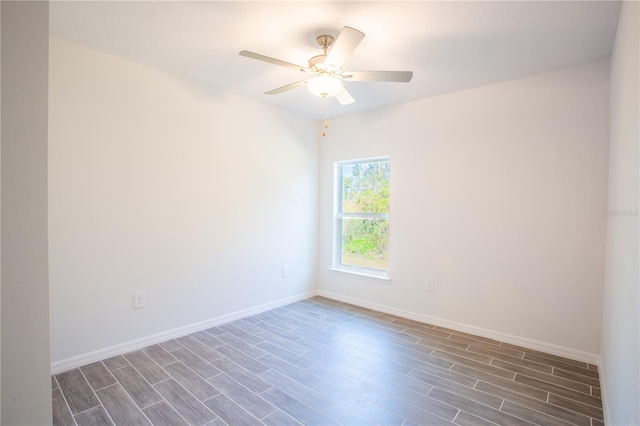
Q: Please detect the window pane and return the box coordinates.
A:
[341,217,389,271]
[341,160,389,214]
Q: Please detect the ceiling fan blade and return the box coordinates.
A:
[239,50,308,73]
[265,80,308,95]
[325,26,365,70]
[334,87,355,105]
[343,70,413,82]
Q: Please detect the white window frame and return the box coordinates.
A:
[331,156,390,282]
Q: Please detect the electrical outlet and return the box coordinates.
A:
[134,291,146,308]
[282,265,289,278]
[426,278,435,292]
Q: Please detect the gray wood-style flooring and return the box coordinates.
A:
[53,296,604,425]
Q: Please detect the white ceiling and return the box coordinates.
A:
[50,1,622,119]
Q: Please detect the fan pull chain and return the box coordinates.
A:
[322,96,328,137]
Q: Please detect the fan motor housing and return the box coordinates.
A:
[309,55,329,72]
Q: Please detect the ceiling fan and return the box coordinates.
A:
[239,26,413,105]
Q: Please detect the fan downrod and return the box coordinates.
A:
[309,35,336,71]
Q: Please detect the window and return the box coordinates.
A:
[334,157,390,279]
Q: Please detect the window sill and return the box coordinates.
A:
[329,267,391,285]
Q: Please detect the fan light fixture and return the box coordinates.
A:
[307,75,342,97]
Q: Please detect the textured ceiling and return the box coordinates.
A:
[50,1,622,119]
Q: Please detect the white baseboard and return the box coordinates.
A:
[51,290,317,374]
[318,290,601,365]
[597,361,611,425]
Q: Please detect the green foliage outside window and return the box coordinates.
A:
[340,160,389,271]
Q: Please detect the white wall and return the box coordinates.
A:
[319,60,609,359]
[1,2,3,420]
[600,1,640,425]
[49,37,319,365]
[1,2,52,424]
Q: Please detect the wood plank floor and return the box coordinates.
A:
[52,296,604,425]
